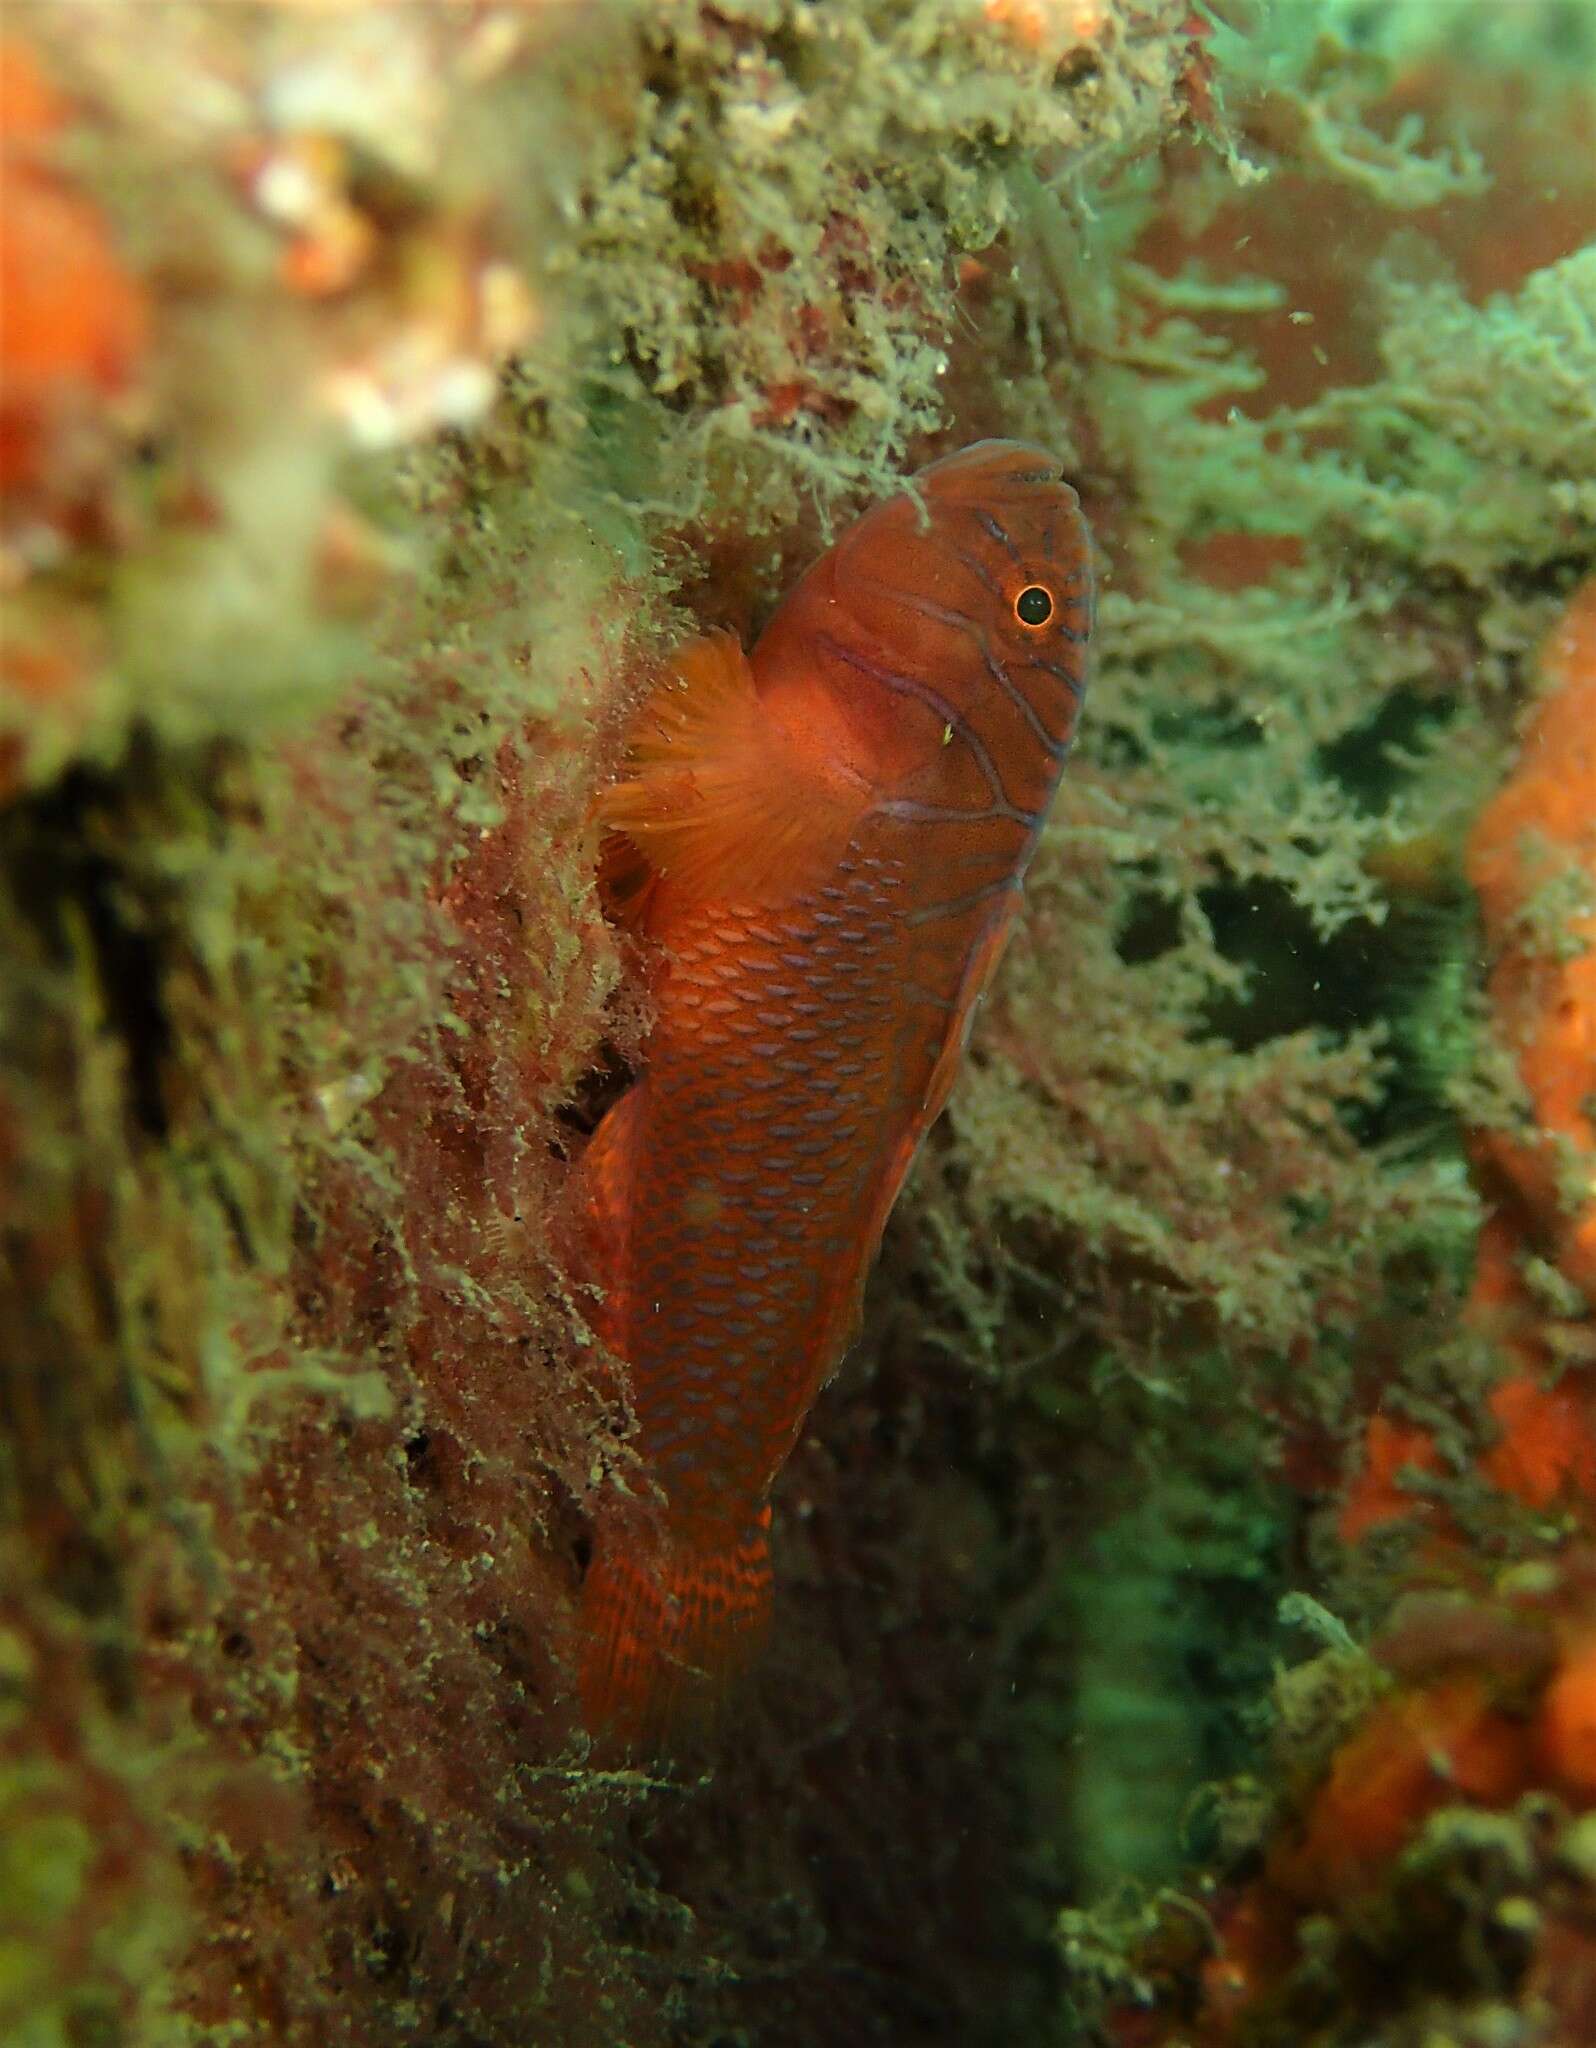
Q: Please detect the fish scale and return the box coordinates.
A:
[627,861,908,1503]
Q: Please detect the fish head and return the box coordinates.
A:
[759,440,1094,819]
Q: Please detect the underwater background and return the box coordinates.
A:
[3,1,1596,2042]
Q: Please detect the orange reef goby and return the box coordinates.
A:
[576,441,1094,1744]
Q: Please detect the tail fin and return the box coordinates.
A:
[578,1509,773,1753]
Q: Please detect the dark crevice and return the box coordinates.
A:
[2,746,192,1144]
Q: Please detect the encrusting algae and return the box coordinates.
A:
[3,3,1596,2045]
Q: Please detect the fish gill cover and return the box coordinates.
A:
[0,3,1594,2046]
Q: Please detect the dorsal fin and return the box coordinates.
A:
[596,630,866,923]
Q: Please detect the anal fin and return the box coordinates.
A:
[814,895,1020,1375]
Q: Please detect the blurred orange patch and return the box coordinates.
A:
[1468,580,1596,1310]
[1338,1412,1444,1545]
[0,37,147,496]
[1538,1633,1596,1797]
[1274,1674,1528,1901]
[1481,1373,1596,1512]
[982,0,1106,58]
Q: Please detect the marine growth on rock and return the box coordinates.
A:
[2,5,1595,2046]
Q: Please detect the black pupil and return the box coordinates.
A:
[1016,586,1053,626]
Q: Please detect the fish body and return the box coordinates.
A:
[577,441,1093,1743]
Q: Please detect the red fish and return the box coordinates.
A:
[576,440,1093,1744]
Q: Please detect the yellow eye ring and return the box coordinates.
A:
[1015,585,1053,626]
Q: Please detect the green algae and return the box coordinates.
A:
[920,0,1596,1414]
[549,0,1194,534]
[1056,1433,1290,1893]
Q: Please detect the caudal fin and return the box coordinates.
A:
[578,1509,773,1752]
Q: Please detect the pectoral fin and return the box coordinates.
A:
[597,631,866,921]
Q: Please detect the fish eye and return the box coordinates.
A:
[1015,585,1053,627]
